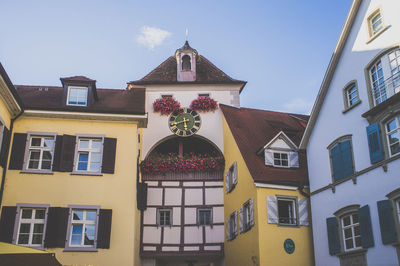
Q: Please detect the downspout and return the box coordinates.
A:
[0,109,24,207]
[298,183,310,198]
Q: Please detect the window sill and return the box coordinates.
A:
[20,170,54,175]
[277,223,299,228]
[70,171,103,176]
[342,100,361,114]
[337,248,367,258]
[366,25,389,44]
[63,247,98,252]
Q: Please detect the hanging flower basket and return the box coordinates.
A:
[153,97,181,115]
[141,152,225,175]
[190,96,218,112]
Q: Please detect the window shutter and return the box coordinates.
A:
[226,217,231,241]
[366,123,384,164]
[340,140,354,179]
[330,144,343,182]
[0,127,11,168]
[326,217,341,255]
[102,138,117,174]
[52,135,63,171]
[289,152,299,168]
[239,207,243,233]
[249,198,254,227]
[267,196,278,224]
[233,211,238,237]
[264,149,274,166]
[298,198,309,226]
[97,209,112,249]
[8,133,27,170]
[58,135,76,172]
[377,200,397,245]
[233,162,238,186]
[225,172,230,193]
[44,207,69,248]
[137,183,148,211]
[0,206,17,243]
[358,205,374,248]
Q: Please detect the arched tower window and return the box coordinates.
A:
[182,55,191,71]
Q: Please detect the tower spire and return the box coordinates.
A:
[185,28,188,42]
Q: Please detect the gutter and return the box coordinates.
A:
[298,183,310,198]
[0,109,24,207]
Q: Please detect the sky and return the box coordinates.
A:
[0,0,353,115]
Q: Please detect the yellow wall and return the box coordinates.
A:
[256,188,314,266]
[0,96,13,199]
[222,115,260,266]
[2,116,141,266]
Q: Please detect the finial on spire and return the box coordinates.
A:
[185,28,188,42]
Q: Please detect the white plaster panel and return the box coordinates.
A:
[184,208,197,224]
[185,189,203,205]
[183,182,203,187]
[143,226,161,244]
[204,245,221,251]
[205,188,223,205]
[184,246,199,251]
[142,246,157,251]
[163,227,181,244]
[172,207,181,225]
[205,181,223,187]
[213,206,224,223]
[145,181,159,187]
[147,188,163,206]
[184,226,203,244]
[164,188,182,206]
[205,225,224,243]
[162,181,180,186]
[143,207,157,225]
[269,138,290,149]
[162,246,180,251]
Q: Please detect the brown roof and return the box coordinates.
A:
[220,104,309,186]
[60,76,96,83]
[15,85,145,114]
[129,55,246,91]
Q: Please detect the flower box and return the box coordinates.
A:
[190,96,218,112]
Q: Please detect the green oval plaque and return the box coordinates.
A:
[284,239,295,254]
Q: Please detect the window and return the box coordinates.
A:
[67,87,88,106]
[198,93,210,97]
[273,152,288,167]
[277,198,297,225]
[328,136,354,182]
[343,81,360,111]
[157,209,171,226]
[341,213,361,251]
[16,208,46,247]
[182,55,191,71]
[226,211,237,241]
[385,116,400,157]
[240,199,254,233]
[75,137,103,173]
[25,135,55,171]
[161,94,173,99]
[198,209,212,226]
[68,209,98,248]
[368,10,383,36]
[225,162,237,193]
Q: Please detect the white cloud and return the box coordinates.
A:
[283,97,313,114]
[137,26,171,50]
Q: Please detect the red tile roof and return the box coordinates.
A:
[220,104,309,186]
[128,55,246,91]
[15,85,145,114]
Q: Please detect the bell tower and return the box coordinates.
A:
[175,41,197,82]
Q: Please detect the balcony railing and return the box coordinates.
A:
[373,71,400,106]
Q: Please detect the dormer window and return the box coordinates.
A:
[273,152,289,167]
[67,86,88,106]
[182,55,191,71]
[262,131,300,168]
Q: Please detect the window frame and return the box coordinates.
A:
[228,211,237,240]
[242,200,252,231]
[367,8,386,40]
[342,80,361,113]
[21,132,57,174]
[385,115,400,157]
[13,203,50,249]
[66,86,89,106]
[226,162,237,193]
[157,208,172,227]
[72,134,105,176]
[181,54,191,71]
[198,93,210,97]
[327,135,355,183]
[386,188,400,237]
[272,151,289,168]
[276,196,298,226]
[64,205,100,252]
[197,208,212,226]
[340,212,362,252]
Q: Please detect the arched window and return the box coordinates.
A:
[182,55,191,71]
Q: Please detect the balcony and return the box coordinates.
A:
[372,71,400,106]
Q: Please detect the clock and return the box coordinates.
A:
[169,108,201,137]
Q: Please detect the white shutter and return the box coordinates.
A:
[249,198,254,227]
[234,210,238,237]
[233,162,238,186]
[225,172,230,193]
[298,198,309,226]
[226,217,231,240]
[264,149,274,166]
[267,196,278,224]
[239,207,244,233]
[289,152,299,168]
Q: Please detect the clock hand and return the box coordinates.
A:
[170,118,189,126]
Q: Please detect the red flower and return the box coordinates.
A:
[190,96,218,112]
[153,97,181,115]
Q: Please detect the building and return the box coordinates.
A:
[221,105,314,266]
[300,0,400,265]
[129,41,246,266]
[0,68,147,265]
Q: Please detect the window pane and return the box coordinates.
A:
[282,160,288,166]
[345,239,354,249]
[387,119,397,132]
[21,209,32,219]
[19,223,30,233]
[352,214,358,223]
[18,234,29,244]
[344,228,352,238]
[32,234,43,244]
[35,209,45,219]
[86,211,97,221]
[84,225,96,246]
[281,153,288,160]
[31,138,41,147]
[73,211,84,221]
[92,140,102,150]
[29,151,40,160]
[43,139,54,148]
[41,160,51,170]
[72,224,83,234]
[28,160,39,169]
[390,142,400,155]
[42,151,52,160]
[355,236,362,247]
[90,162,101,172]
[33,224,44,233]
[343,216,351,226]
[78,162,88,171]
[274,153,280,159]
[91,153,101,163]
[388,132,399,144]
[78,153,88,162]
[79,140,89,149]
[71,235,82,245]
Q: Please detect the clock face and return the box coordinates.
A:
[169,108,201,137]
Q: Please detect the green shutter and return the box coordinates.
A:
[330,145,343,182]
[358,205,374,248]
[326,217,341,255]
[377,200,397,245]
[366,123,384,164]
[340,140,354,179]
